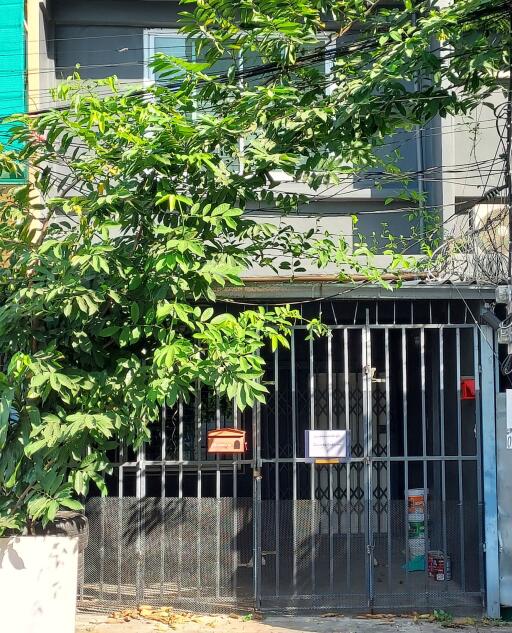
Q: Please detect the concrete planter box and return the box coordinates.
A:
[0,535,78,633]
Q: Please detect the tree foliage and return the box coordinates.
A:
[0,0,508,531]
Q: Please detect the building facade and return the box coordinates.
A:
[25,0,507,617]
[0,0,25,185]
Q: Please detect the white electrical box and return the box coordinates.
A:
[496,286,512,304]
[498,326,512,345]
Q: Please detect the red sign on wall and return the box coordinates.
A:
[461,377,476,400]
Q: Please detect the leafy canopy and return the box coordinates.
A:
[0,0,508,531]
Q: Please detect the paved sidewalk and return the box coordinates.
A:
[76,612,511,633]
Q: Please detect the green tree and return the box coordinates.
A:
[0,0,507,532]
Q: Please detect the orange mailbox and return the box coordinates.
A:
[207,428,247,454]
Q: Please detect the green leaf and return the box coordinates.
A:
[98,325,119,337]
[30,372,51,388]
[59,498,84,511]
[201,307,214,322]
[210,313,237,326]
[0,387,14,450]
[156,303,173,322]
[130,303,140,324]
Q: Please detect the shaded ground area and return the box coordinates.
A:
[76,612,511,633]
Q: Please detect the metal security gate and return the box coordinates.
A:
[258,325,484,611]
[80,323,485,613]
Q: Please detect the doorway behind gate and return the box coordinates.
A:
[81,325,484,613]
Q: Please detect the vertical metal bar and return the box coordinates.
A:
[136,443,145,603]
[420,328,428,591]
[440,329,448,582]
[178,400,184,599]
[473,327,485,601]
[274,348,280,596]
[117,444,124,602]
[328,331,334,594]
[253,383,262,609]
[160,407,166,602]
[291,332,297,594]
[402,329,409,577]
[344,328,351,591]
[385,329,392,591]
[364,327,374,609]
[480,325,500,617]
[215,395,221,600]
[309,336,316,593]
[233,397,238,600]
[456,329,466,591]
[196,384,202,599]
[100,496,105,602]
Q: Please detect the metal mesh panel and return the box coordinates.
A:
[372,501,483,611]
[260,500,368,610]
[79,497,254,612]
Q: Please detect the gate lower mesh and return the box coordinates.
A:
[80,497,483,614]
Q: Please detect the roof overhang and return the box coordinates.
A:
[217,279,496,301]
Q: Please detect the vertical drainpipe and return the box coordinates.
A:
[414,12,425,242]
[416,120,425,240]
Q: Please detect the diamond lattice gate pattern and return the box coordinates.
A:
[80,325,485,614]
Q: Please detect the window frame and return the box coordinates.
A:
[143,28,194,86]
[143,28,335,87]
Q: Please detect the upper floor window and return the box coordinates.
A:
[143,29,334,90]
[144,29,234,86]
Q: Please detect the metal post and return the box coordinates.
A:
[474,327,485,604]
[420,328,429,594]
[274,349,280,596]
[456,329,466,592]
[215,396,221,600]
[233,397,238,600]
[253,386,262,609]
[160,409,166,602]
[480,325,500,617]
[440,329,448,586]
[309,337,316,593]
[328,331,334,594]
[291,333,297,594]
[385,329,392,591]
[136,444,145,603]
[364,327,374,610]
[179,399,184,600]
[100,496,105,603]
[402,329,409,578]
[344,328,351,591]
[196,384,202,599]
[118,444,124,602]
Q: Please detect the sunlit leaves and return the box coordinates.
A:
[0,0,505,532]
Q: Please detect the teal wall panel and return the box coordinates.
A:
[0,0,25,183]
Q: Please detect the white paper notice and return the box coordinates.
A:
[305,430,350,459]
